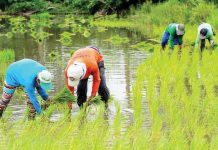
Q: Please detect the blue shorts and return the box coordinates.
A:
[161,32,180,46]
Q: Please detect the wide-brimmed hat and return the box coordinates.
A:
[67,62,86,87]
[38,70,53,90]
[176,24,185,35]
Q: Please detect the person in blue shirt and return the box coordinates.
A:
[0,59,53,119]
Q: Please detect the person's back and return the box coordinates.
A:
[65,46,110,108]
[161,23,185,51]
[0,58,52,119]
[66,47,103,79]
[68,48,103,66]
[6,59,45,87]
[165,23,177,35]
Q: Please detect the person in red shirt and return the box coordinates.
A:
[65,46,110,108]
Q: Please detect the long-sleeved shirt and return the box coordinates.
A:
[65,47,103,97]
[5,59,49,114]
[195,23,214,46]
[165,23,184,49]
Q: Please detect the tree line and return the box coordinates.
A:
[0,0,165,14]
[0,0,216,15]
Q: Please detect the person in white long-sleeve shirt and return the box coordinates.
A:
[195,23,216,51]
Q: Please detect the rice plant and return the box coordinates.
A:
[104,35,130,46]
[132,46,218,148]
[0,49,15,77]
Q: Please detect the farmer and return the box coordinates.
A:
[0,59,53,119]
[65,46,110,109]
[195,23,216,51]
[161,23,185,51]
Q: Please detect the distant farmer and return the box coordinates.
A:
[161,23,185,51]
[195,23,216,51]
[65,46,110,109]
[0,59,53,119]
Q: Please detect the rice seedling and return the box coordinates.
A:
[0,49,15,63]
[8,16,27,34]
[4,32,13,39]
[58,31,74,46]
[31,30,53,43]
[83,29,91,37]
[0,49,15,75]
[58,15,76,29]
[130,41,158,52]
[97,26,107,33]
[104,35,130,46]
[29,13,54,28]
[53,87,76,104]
[132,46,218,148]
[1,1,218,148]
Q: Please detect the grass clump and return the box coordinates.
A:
[131,41,158,52]
[58,31,74,46]
[0,49,15,63]
[104,35,130,46]
[0,49,15,79]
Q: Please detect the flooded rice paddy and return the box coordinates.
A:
[0,15,150,125]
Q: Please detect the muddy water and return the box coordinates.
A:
[0,16,150,125]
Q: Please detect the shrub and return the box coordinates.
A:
[189,1,216,24]
[6,0,48,14]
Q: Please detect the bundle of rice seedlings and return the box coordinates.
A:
[53,87,76,103]
[89,96,103,105]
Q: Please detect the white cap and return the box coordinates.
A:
[176,24,185,35]
[38,70,53,90]
[67,62,86,87]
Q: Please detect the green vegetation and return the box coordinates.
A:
[0,103,110,149]
[0,49,15,63]
[53,87,76,103]
[1,0,145,15]
[58,31,74,46]
[1,0,218,149]
[132,47,218,148]
[3,47,218,149]
[28,13,53,43]
[0,49,15,79]
[5,0,48,14]
[104,35,130,45]
[93,0,218,45]
[1,14,53,43]
[131,41,158,52]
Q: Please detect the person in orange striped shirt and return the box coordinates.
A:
[64,46,110,109]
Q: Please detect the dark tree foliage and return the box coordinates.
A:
[151,0,165,2]
[0,0,172,14]
[66,0,148,15]
[207,0,218,4]
[0,0,9,10]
